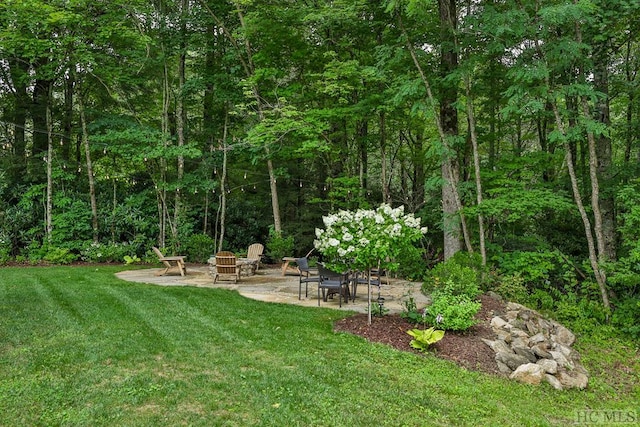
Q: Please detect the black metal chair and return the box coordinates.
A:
[297,256,320,299]
[317,263,350,307]
[350,270,381,302]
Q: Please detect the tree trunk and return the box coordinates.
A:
[45,96,53,243]
[593,47,616,260]
[78,93,99,243]
[173,0,188,249]
[465,76,487,266]
[439,0,467,259]
[551,101,611,314]
[9,58,29,182]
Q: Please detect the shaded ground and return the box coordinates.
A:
[334,294,505,375]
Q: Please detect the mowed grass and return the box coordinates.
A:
[0,266,638,426]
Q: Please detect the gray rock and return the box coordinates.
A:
[506,302,526,311]
[537,359,558,374]
[510,328,529,339]
[490,316,508,329]
[496,330,512,343]
[496,351,531,370]
[513,346,537,363]
[545,374,564,390]
[557,370,588,389]
[482,338,513,354]
[511,337,528,349]
[553,324,576,346]
[528,332,546,346]
[486,291,503,302]
[531,344,552,359]
[525,320,538,335]
[496,361,512,374]
[549,350,574,370]
[510,363,544,385]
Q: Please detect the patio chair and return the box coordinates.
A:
[246,243,264,273]
[296,256,320,299]
[317,263,350,307]
[213,251,241,284]
[350,270,381,302]
[152,246,187,276]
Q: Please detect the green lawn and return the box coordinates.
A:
[0,266,638,426]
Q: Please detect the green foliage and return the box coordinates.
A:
[611,298,640,339]
[181,233,215,263]
[423,258,481,299]
[491,249,577,291]
[123,255,141,265]
[80,242,138,263]
[425,293,481,331]
[42,246,77,264]
[400,293,423,324]
[266,227,294,263]
[493,273,529,304]
[406,327,445,352]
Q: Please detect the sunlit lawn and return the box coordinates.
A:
[0,266,638,426]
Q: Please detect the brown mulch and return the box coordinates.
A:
[333,293,505,375]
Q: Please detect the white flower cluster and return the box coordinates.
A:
[314,204,427,271]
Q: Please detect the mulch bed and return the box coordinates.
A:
[333,293,504,375]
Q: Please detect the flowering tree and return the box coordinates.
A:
[314,204,427,323]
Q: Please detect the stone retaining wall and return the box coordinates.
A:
[482,300,588,390]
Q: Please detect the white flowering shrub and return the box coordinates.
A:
[314,204,427,273]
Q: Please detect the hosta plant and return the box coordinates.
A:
[406,327,445,352]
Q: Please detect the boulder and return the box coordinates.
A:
[537,359,558,374]
[496,352,531,371]
[553,324,576,346]
[481,338,513,354]
[491,316,508,329]
[510,363,544,385]
[557,370,589,390]
[545,374,564,391]
[513,346,537,363]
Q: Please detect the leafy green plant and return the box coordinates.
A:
[123,255,141,265]
[43,247,77,264]
[425,293,480,331]
[266,226,294,263]
[406,327,445,352]
[182,233,215,263]
[423,260,481,299]
[368,301,389,317]
[400,293,423,323]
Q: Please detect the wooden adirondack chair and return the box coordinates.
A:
[152,246,187,276]
[212,251,240,283]
[246,243,264,273]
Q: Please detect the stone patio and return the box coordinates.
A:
[115,265,430,314]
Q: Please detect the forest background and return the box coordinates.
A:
[1,0,639,338]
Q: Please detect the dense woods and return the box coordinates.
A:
[1,1,639,335]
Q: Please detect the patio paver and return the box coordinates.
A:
[116,265,430,314]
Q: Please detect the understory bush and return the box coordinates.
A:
[422,258,481,299]
[80,242,139,263]
[266,227,294,263]
[182,233,215,263]
[424,293,480,331]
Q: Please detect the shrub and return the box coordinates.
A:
[611,298,640,339]
[266,227,294,263]
[423,260,481,299]
[80,242,135,263]
[424,293,480,331]
[182,233,215,263]
[493,273,529,303]
[43,247,77,264]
